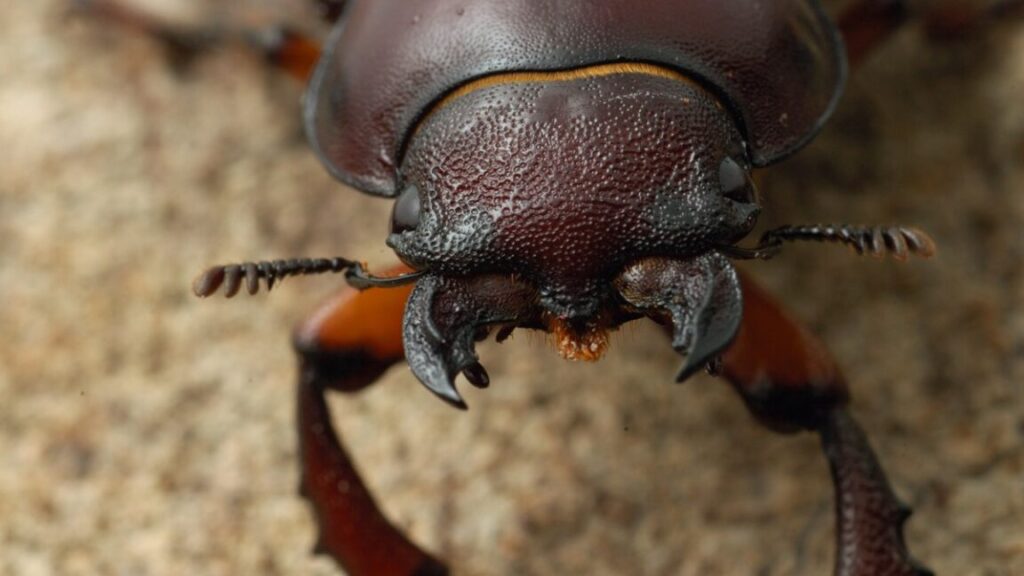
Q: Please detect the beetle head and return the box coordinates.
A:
[386,69,759,406]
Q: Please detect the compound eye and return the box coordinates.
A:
[719,157,756,204]
[390,185,421,234]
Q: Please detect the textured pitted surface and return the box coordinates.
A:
[393,72,754,318]
[308,0,845,195]
[2,1,1024,575]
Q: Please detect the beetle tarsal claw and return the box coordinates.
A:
[614,254,744,383]
[402,274,539,408]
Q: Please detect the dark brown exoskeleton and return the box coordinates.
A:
[80,0,1024,574]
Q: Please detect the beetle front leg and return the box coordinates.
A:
[259,29,322,82]
[838,0,1024,65]
[293,274,448,576]
[73,0,324,81]
[838,0,910,67]
[717,273,932,576]
[921,0,1024,40]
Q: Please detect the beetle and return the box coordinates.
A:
[81,0,1022,574]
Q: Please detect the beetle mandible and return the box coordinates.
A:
[83,0,1024,574]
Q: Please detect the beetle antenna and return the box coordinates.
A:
[192,257,424,298]
[720,224,936,261]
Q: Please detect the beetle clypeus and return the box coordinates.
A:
[80,0,1024,574]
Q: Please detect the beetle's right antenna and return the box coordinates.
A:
[193,257,424,298]
[720,224,936,261]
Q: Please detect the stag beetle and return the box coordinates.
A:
[83,0,1024,574]
[197,0,939,401]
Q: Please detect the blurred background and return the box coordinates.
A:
[1,1,1022,575]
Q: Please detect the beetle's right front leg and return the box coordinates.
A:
[837,0,910,67]
[838,0,1024,66]
[918,0,1024,39]
[293,275,448,576]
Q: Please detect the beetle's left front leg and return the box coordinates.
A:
[716,273,932,576]
[293,276,448,576]
[73,0,324,81]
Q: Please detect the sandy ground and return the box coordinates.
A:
[2,1,1023,575]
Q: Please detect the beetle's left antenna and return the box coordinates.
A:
[193,257,424,298]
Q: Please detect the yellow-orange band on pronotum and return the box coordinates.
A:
[428,62,704,118]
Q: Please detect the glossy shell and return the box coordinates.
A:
[306,0,847,197]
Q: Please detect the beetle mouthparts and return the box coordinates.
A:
[614,254,744,382]
[547,316,610,362]
[192,257,424,298]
